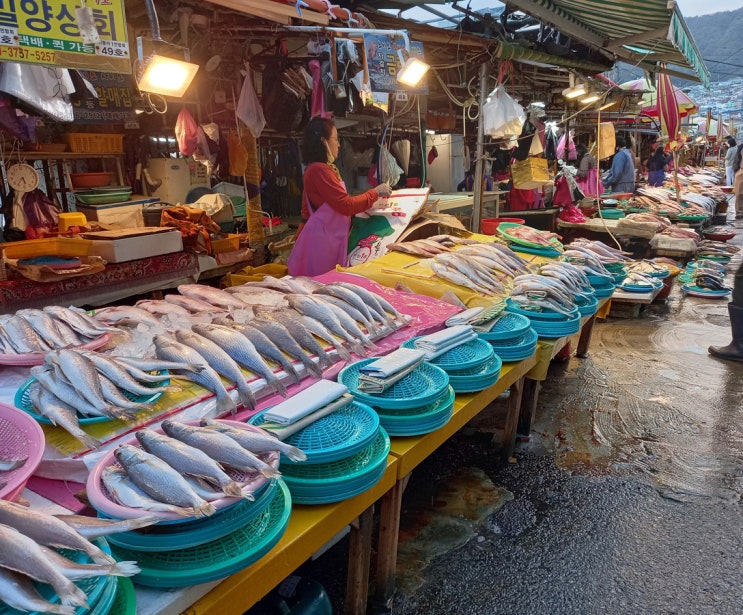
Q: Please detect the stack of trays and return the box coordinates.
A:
[109,577,136,615]
[338,359,452,436]
[249,400,390,503]
[475,312,538,362]
[505,299,582,338]
[105,480,292,587]
[575,293,599,317]
[0,538,118,615]
[401,336,501,394]
[590,278,616,298]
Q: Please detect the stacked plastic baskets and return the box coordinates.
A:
[401,336,502,394]
[475,312,538,362]
[505,299,582,338]
[586,271,617,298]
[338,358,452,437]
[250,400,389,504]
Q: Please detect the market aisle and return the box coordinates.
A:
[280,230,743,615]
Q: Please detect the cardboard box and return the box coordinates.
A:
[82,227,183,263]
[75,196,158,229]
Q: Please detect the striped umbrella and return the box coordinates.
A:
[657,72,682,151]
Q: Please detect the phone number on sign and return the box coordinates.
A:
[0,47,55,63]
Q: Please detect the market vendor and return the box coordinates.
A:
[288,117,391,276]
[575,144,603,197]
[646,145,671,187]
[601,136,635,194]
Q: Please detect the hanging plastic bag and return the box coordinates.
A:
[380,146,402,187]
[236,63,266,138]
[483,86,525,138]
[0,62,75,122]
[175,108,199,156]
[556,130,577,161]
[22,189,59,229]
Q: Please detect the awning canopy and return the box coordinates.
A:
[494,0,709,85]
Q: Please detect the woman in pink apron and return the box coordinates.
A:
[288,117,391,277]
[575,144,603,197]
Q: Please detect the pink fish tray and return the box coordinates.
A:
[86,419,280,522]
[0,332,111,367]
[0,402,45,501]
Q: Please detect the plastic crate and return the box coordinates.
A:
[1,237,92,259]
[211,233,240,254]
[64,133,124,154]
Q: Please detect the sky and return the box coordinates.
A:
[676,0,741,16]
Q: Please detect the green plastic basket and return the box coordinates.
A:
[109,577,136,615]
[109,480,292,588]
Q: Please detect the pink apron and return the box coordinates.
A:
[288,190,350,277]
[576,168,604,197]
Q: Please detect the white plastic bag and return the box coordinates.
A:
[380,146,403,187]
[483,86,525,138]
[0,62,75,122]
[236,63,266,138]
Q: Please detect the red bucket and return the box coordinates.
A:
[481,217,526,235]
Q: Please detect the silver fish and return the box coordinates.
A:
[54,513,160,538]
[175,329,257,411]
[177,284,248,310]
[161,420,281,478]
[97,375,150,414]
[283,276,323,293]
[0,500,114,564]
[248,317,323,379]
[289,296,370,354]
[253,307,333,369]
[45,349,110,413]
[153,334,236,417]
[28,385,101,450]
[201,419,307,462]
[228,290,285,307]
[94,305,163,328]
[81,352,168,397]
[135,429,245,498]
[212,318,302,386]
[164,293,225,313]
[313,284,378,331]
[114,444,216,518]
[0,455,26,472]
[294,313,353,362]
[0,524,88,608]
[113,356,200,374]
[246,276,297,293]
[192,323,288,397]
[101,466,194,516]
[40,546,140,579]
[307,297,376,350]
[183,475,234,502]
[135,299,192,319]
[108,360,174,384]
[330,282,402,327]
[44,305,117,337]
[0,568,76,615]
[0,316,51,353]
[16,309,74,349]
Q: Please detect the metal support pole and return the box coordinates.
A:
[472,61,489,234]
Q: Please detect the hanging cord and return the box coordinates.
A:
[418,95,426,187]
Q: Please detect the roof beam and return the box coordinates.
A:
[604,26,669,51]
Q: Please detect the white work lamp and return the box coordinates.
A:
[396,49,430,87]
[137,51,199,98]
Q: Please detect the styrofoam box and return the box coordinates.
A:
[83,228,183,263]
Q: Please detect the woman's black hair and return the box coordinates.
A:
[726,136,737,148]
[576,143,588,159]
[302,116,335,164]
[651,145,666,160]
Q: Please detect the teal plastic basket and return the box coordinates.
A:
[447,354,502,393]
[400,337,494,371]
[528,313,582,338]
[86,575,119,615]
[475,312,531,342]
[0,538,112,615]
[375,386,455,436]
[506,299,580,321]
[109,480,292,588]
[509,243,563,258]
[248,401,380,464]
[14,371,169,425]
[104,479,279,552]
[109,577,136,615]
[338,360,450,410]
[281,429,390,504]
[681,284,731,298]
[576,295,599,316]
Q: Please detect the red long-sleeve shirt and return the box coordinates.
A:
[301,162,379,220]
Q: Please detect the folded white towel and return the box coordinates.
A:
[445,307,484,327]
[357,357,425,394]
[414,325,474,353]
[263,380,348,425]
[421,330,478,360]
[358,348,426,379]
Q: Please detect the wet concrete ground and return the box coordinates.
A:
[251,216,743,615]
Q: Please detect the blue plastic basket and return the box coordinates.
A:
[0,538,113,615]
[281,429,390,504]
[447,354,503,393]
[620,283,659,293]
[400,337,494,371]
[375,386,455,436]
[475,312,531,342]
[14,371,169,425]
[86,574,119,615]
[338,360,450,410]
[506,299,580,321]
[104,479,279,552]
[509,243,563,258]
[249,401,379,464]
[576,295,599,316]
[591,281,616,298]
[109,480,292,588]
[681,284,731,298]
[527,313,582,338]
[586,273,614,286]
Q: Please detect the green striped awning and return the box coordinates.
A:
[505,0,710,85]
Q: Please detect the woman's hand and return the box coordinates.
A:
[375,183,392,198]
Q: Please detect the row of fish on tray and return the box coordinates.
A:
[17,280,408,447]
[0,498,156,614]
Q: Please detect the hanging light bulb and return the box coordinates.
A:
[562,82,587,99]
[579,91,601,104]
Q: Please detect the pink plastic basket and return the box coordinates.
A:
[86,419,280,521]
[0,403,45,501]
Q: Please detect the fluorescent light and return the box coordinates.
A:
[580,92,601,104]
[599,100,617,111]
[138,54,199,98]
[396,49,430,87]
[562,83,587,99]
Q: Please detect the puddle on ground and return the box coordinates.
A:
[533,281,743,504]
[395,467,512,593]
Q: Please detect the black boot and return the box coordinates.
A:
[709,303,743,361]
